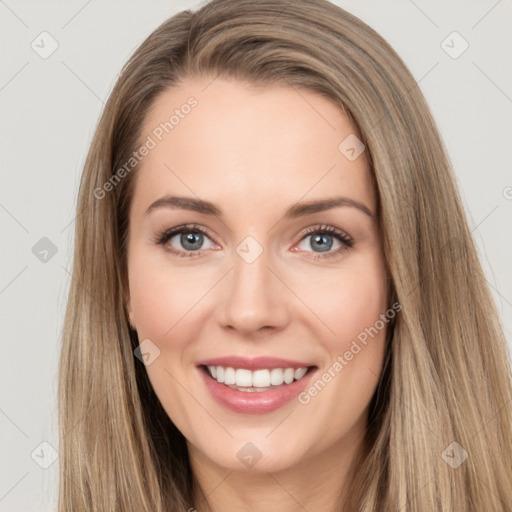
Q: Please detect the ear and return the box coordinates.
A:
[125,287,136,330]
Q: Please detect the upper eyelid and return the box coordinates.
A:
[159,223,351,248]
[301,224,351,240]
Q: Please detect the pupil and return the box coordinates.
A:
[312,234,332,252]
[181,232,203,250]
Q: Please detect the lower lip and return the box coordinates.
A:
[198,366,317,414]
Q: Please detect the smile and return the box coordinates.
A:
[196,356,318,414]
[204,365,310,391]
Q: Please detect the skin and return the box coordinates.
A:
[126,76,389,512]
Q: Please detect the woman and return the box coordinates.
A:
[58,0,512,510]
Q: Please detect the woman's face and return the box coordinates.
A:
[126,76,389,473]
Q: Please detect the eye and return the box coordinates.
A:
[154,223,354,260]
[154,224,217,258]
[294,224,353,260]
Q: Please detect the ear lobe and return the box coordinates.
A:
[128,310,136,331]
[125,289,136,330]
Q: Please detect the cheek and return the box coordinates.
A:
[128,247,211,341]
[315,254,388,403]
[306,255,388,351]
[303,253,388,405]
[129,274,178,340]
[127,250,206,418]
[294,257,388,437]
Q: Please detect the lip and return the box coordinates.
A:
[197,364,317,414]
[196,356,314,371]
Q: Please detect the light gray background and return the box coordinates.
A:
[1,1,511,510]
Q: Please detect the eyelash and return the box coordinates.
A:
[153,223,354,260]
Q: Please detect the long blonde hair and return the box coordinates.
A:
[58,0,512,510]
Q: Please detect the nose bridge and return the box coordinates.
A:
[216,235,289,335]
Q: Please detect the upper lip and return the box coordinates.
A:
[196,356,316,371]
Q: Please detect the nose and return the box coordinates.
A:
[215,243,290,338]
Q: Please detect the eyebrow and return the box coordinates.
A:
[144,195,374,219]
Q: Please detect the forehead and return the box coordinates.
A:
[131,76,375,220]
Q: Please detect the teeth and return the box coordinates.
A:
[252,369,270,387]
[224,367,236,385]
[283,368,295,384]
[206,365,310,388]
[294,367,308,380]
[235,369,253,387]
[270,368,284,385]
